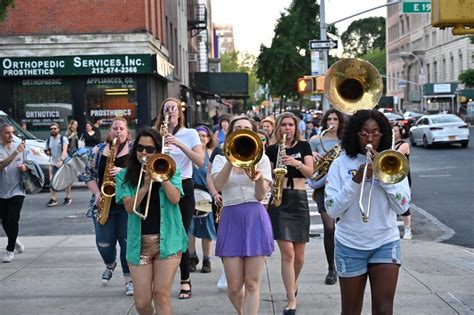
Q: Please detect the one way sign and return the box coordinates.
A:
[309,39,338,50]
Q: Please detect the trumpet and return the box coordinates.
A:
[359,134,409,222]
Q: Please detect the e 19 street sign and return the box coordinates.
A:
[402,0,431,13]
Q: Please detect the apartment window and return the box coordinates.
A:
[433,61,438,83]
[401,20,405,35]
[442,58,446,81]
[426,63,430,83]
[425,34,429,47]
[459,53,463,73]
[450,56,454,80]
[432,31,437,46]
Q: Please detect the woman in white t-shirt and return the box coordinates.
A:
[153,98,204,299]
[211,116,274,315]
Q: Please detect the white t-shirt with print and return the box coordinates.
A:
[48,135,69,165]
[168,128,201,179]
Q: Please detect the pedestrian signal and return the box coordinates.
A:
[315,76,325,94]
[297,77,316,94]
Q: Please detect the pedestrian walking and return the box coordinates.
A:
[153,98,204,300]
[214,115,231,145]
[188,125,218,274]
[266,112,314,314]
[308,108,344,285]
[82,117,133,296]
[83,121,101,149]
[63,119,79,203]
[45,122,70,207]
[211,116,274,315]
[0,123,27,263]
[393,121,413,240]
[116,127,188,315]
[325,109,410,314]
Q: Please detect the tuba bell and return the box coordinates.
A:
[223,129,264,179]
[325,58,383,115]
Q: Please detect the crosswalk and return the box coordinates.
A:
[306,187,404,238]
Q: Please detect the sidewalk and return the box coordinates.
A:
[1,235,472,315]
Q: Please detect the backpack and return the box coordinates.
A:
[46,135,67,156]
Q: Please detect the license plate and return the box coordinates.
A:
[449,136,456,141]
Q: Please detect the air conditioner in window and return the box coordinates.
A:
[189,53,198,62]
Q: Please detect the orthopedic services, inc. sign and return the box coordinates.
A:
[0,54,154,77]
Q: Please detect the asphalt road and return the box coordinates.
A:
[409,127,474,248]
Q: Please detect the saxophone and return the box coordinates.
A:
[311,126,341,181]
[160,114,171,154]
[271,133,288,207]
[97,137,118,225]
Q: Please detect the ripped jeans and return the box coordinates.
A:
[93,205,130,277]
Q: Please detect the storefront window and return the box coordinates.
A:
[86,76,137,138]
[12,78,72,139]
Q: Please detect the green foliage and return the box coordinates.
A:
[0,0,14,21]
[341,17,385,57]
[220,51,258,104]
[459,69,474,87]
[256,0,337,99]
[358,48,386,75]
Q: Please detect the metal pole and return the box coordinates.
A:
[320,0,329,111]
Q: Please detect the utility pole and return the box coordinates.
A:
[319,0,329,112]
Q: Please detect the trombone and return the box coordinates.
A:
[132,148,176,220]
[223,129,264,179]
[359,134,409,222]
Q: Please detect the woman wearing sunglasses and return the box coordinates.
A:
[325,110,410,314]
[116,127,188,315]
[153,98,204,299]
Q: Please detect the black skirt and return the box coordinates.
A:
[268,189,310,243]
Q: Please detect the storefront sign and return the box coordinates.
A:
[0,54,152,77]
[156,55,174,81]
[433,83,451,93]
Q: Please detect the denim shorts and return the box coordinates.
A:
[335,239,401,278]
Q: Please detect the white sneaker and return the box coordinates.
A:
[403,228,413,240]
[15,239,25,253]
[2,251,14,263]
[216,270,227,291]
[125,281,134,296]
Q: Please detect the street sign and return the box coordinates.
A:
[402,0,431,13]
[309,39,338,50]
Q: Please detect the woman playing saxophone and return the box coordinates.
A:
[82,117,133,296]
[308,108,344,285]
[266,112,313,314]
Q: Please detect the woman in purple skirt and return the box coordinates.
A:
[211,116,274,315]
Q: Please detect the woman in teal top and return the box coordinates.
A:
[116,127,188,315]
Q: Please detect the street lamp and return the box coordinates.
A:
[399,51,425,111]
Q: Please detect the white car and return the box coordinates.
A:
[409,114,469,148]
[0,111,50,183]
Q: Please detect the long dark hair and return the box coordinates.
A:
[320,108,345,140]
[124,127,162,186]
[342,109,392,158]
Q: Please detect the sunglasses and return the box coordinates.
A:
[50,128,58,131]
[136,144,157,154]
[163,104,179,113]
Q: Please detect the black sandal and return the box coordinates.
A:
[178,280,192,299]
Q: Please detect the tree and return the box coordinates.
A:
[459,69,474,88]
[0,0,14,21]
[341,17,385,57]
[358,48,386,76]
[256,0,337,100]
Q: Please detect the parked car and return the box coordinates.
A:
[409,114,469,148]
[383,112,410,133]
[0,111,50,184]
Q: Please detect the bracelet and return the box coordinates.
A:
[295,162,303,170]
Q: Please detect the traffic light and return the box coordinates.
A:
[297,76,325,94]
[432,0,474,35]
[297,76,315,94]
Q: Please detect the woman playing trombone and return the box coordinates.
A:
[211,116,274,315]
[116,127,188,315]
[325,110,410,314]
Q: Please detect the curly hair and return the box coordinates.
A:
[123,127,163,187]
[342,109,392,158]
[320,108,345,140]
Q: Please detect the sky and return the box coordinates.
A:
[211,0,388,56]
